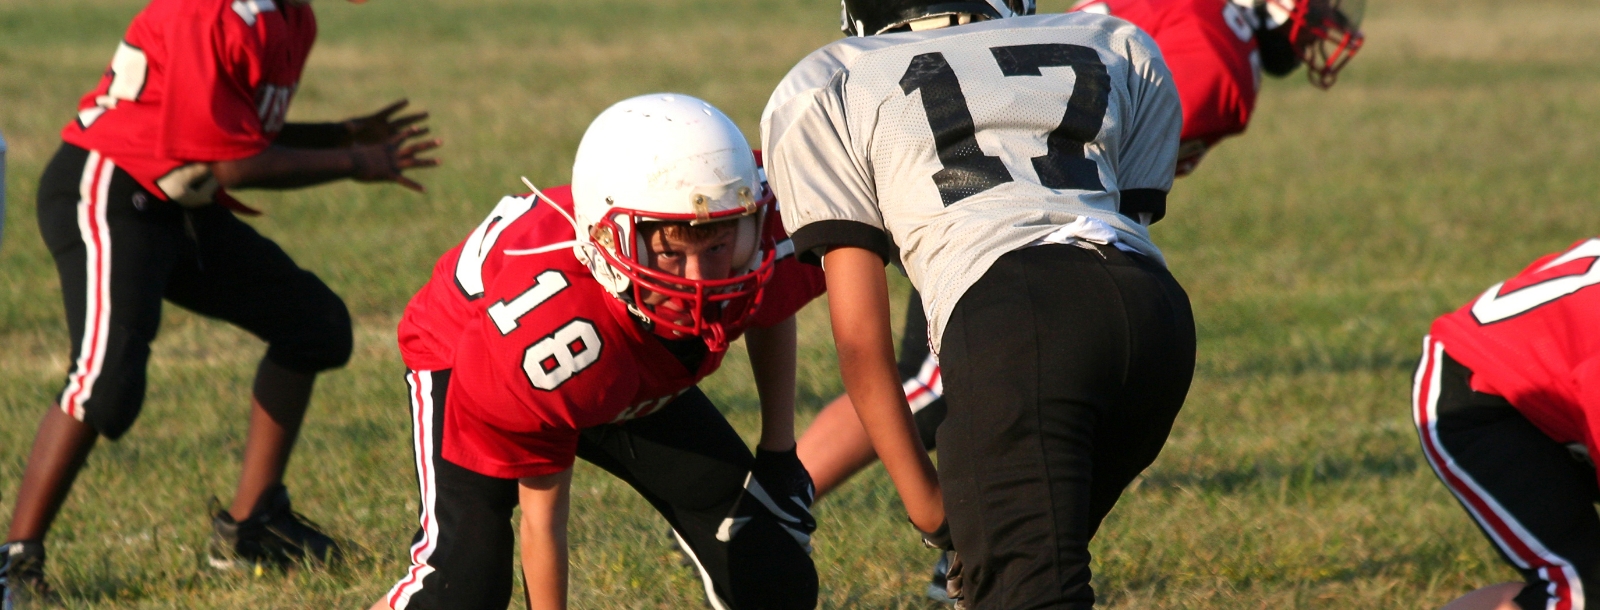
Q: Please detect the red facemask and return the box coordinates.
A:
[586,194,777,353]
[1281,0,1366,88]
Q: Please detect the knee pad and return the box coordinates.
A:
[267,287,352,373]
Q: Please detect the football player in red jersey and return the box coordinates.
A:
[1078,0,1365,175]
[371,94,823,610]
[1415,238,1600,610]
[1,0,438,601]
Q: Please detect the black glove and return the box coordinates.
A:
[917,518,953,551]
[726,447,817,550]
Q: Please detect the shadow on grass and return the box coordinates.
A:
[1136,450,1425,496]
[58,547,385,607]
[1198,347,1419,378]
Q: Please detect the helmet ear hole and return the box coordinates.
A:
[731,214,760,270]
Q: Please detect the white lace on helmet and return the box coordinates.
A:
[569,93,775,352]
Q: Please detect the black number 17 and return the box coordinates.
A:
[898,43,1110,206]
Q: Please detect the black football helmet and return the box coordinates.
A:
[841,0,1036,36]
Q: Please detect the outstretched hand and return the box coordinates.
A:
[344,99,429,145]
[351,126,442,192]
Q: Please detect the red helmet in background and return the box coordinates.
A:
[1266,0,1366,88]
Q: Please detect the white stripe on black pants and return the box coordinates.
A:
[385,369,520,610]
[35,143,353,439]
[383,371,817,610]
[1413,337,1600,610]
[936,243,1196,609]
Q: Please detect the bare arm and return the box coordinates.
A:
[821,246,943,532]
[212,99,439,192]
[519,469,573,610]
[746,315,799,452]
[211,136,438,192]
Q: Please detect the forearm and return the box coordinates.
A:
[746,316,799,451]
[519,470,573,610]
[274,122,351,149]
[210,145,360,190]
[822,247,943,531]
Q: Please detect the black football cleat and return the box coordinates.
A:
[1,541,59,609]
[208,485,342,571]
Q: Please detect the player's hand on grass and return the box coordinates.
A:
[343,99,429,146]
[750,447,818,541]
[351,126,441,192]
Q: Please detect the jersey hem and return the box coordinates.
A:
[442,447,574,480]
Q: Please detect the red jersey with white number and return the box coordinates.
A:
[398,185,826,479]
[60,0,315,200]
[1431,237,1600,456]
[1075,0,1260,174]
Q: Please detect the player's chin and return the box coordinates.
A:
[651,326,697,342]
[642,305,697,338]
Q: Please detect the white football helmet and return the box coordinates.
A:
[570,93,775,352]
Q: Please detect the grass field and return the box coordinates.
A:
[4,0,1600,607]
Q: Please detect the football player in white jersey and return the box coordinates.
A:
[763,0,1197,607]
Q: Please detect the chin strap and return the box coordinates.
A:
[502,176,633,295]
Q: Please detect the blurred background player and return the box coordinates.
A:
[765,0,1193,607]
[1414,237,1600,610]
[0,0,438,602]
[1079,0,1366,175]
[788,0,1365,599]
[372,94,822,610]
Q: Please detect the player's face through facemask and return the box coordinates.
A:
[636,221,740,337]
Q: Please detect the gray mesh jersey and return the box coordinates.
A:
[761,12,1181,355]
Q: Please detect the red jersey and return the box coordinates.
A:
[1430,237,1600,462]
[61,0,316,204]
[1074,0,1260,175]
[398,186,826,479]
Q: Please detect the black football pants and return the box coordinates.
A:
[1413,339,1600,610]
[937,244,1196,609]
[36,143,351,439]
[385,369,817,610]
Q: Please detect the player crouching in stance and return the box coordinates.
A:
[789,0,1366,601]
[1414,237,1600,610]
[1,0,438,604]
[372,94,822,610]
[764,0,1195,607]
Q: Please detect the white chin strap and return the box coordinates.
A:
[510,176,632,295]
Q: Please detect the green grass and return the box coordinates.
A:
[3,0,1599,606]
